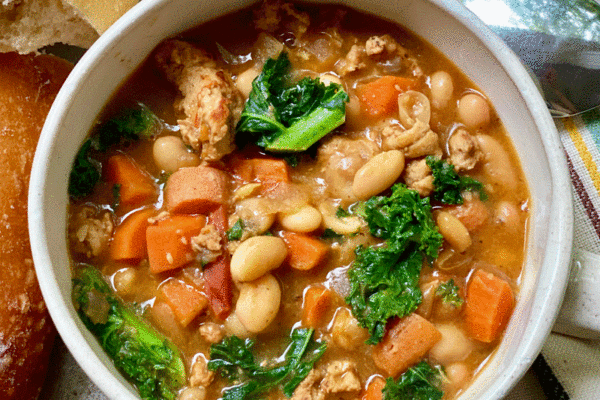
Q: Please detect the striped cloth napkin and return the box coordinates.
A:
[514,110,600,399]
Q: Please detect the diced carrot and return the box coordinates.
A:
[146,215,206,274]
[232,158,290,183]
[230,156,255,182]
[109,208,155,262]
[159,278,208,327]
[202,206,233,320]
[465,269,514,343]
[372,313,441,377]
[165,166,229,214]
[356,76,417,118]
[362,376,386,400]
[104,154,157,206]
[250,158,290,182]
[302,286,332,328]
[281,231,328,271]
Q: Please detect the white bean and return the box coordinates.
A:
[278,205,322,233]
[236,68,260,98]
[415,280,438,319]
[235,274,281,333]
[331,307,369,350]
[319,73,343,86]
[353,150,405,200]
[230,236,287,282]
[318,202,364,235]
[398,90,431,128]
[458,93,490,129]
[476,135,518,192]
[224,312,253,338]
[430,71,454,109]
[445,362,471,389]
[436,211,471,252]
[153,136,200,173]
[429,324,474,364]
[495,201,521,233]
[112,268,137,295]
[235,197,276,235]
[345,94,362,129]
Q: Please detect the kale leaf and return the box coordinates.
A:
[435,279,464,307]
[383,361,444,400]
[68,104,162,198]
[425,156,487,205]
[236,52,348,152]
[72,265,185,400]
[208,328,326,400]
[346,184,443,343]
[69,140,101,198]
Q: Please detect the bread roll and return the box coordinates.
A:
[0,52,73,400]
[0,0,137,54]
[0,0,98,54]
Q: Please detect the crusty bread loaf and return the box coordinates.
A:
[0,0,138,54]
[0,52,73,400]
[0,0,98,54]
[63,0,139,34]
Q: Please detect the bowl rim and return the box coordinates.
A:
[28,0,574,399]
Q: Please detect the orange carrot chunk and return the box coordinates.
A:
[372,313,441,377]
[165,166,229,214]
[362,376,386,400]
[356,76,417,118]
[146,215,206,274]
[302,286,332,328]
[465,269,514,343]
[159,278,208,327]
[109,208,155,262]
[232,158,291,183]
[104,154,157,206]
[281,231,328,271]
[250,158,290,182]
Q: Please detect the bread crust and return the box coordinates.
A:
[0,52,72,400]
[0,0,98,54]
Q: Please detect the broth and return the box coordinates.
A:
[67,2,529,400]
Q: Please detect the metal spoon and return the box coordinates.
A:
[463,0,600,117]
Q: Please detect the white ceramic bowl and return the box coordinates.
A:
[29,0,573,399]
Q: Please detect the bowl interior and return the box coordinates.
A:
[29,0,573,399]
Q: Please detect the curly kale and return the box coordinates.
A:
[346,184,443,343]
[426,156,487,204]
[236,52,348,152]
[208,328,326,400]
[68,104,162,198]
[383,361,444,400]
[73,265,185,400]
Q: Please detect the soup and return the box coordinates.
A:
[67,2,529,399]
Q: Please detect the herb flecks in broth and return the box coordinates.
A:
[236,52,348,152]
